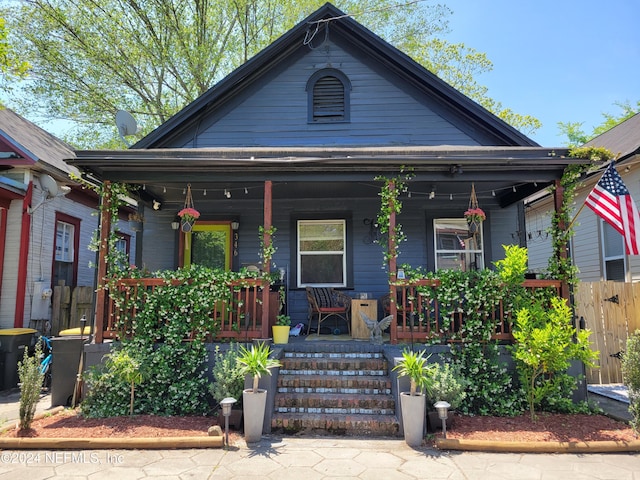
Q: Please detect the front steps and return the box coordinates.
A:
[271,343,399,436]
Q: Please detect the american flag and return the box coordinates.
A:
[585,162,640,255]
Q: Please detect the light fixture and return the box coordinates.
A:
[231,221,240,230]
[244,187,248,194]
[203,189,207,196]
[429,186,436,200]
[512,185,517,193]
[434,401,451,439]
[152,200,161,211]
[171,221,180,230]
[449,193,453,200]
[492,190,496,197]
[220,397,237,447]
[224,189,231,198]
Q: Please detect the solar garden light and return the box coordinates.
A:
[434,401,451,439]
[220,397,237,447]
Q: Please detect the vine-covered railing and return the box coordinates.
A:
[388,279,562,344]
[104,277,271,341]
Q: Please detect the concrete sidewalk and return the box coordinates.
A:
[0,435,639,479]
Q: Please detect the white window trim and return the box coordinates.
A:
[297,219,347,288]
[600,219,626,281]
[55,221,75,263]
[434,218,484,271]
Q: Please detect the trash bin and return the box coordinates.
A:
[50,336,86,407]
[0,328,37,391]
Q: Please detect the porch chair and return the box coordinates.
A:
[305,287,351,336]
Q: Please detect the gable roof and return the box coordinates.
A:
[583,113,640,162]
[0,108,78,179]
[134,2,538,149]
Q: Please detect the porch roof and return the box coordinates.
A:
[69,145,582,208]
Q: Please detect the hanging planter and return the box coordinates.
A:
[464,183,485,235]
[178,184,200,233]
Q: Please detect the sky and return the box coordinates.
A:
[441,0,639,146]
[6,0,639,147]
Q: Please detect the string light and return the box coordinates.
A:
[512,185,517,192]
[203,189,207,196]
[142,184,146,190]
[492,190,496,196]
[163,186,166,193]
[449,194,453,200]
[245,188,248,194]
[183,188,186,195]
[408,191,412,198]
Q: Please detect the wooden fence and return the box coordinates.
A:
[575,281,640,384]
[51,284,94,336]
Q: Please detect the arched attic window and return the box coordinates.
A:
[306,69,351,123]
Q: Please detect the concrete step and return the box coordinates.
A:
[279,357,388,375]
[271,412,400,436]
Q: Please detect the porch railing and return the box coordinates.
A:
[103,277,271,341]
[102,277,561,344]
[389,279,562,344]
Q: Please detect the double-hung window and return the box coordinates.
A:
[434,218,484,271]
[297,219,346,287]
[601,220,626,281]
[53,213,80,287]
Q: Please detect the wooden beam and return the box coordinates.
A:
[388,181,398,345]
[262,180,272,339]
[14,182,33,327]
[94,181,112,343]
[553,179,570,300]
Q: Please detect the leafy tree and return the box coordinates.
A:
[5,0,540,148]
[511,296,598,420]
[558,100,640,147]
[0,13,30,100]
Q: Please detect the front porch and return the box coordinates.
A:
[99,275,562,345]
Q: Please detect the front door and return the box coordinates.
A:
[183,222,232,270]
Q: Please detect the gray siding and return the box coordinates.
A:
[179,41,477,148]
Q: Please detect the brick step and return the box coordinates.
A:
[277,374,391,394]
[284,351,384,359]
[279,357,387,374]
[272,412,399,436]
[275,392,396,413]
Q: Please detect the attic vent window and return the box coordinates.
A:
[306,69,351,123]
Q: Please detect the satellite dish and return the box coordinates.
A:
[115,110,139,147]
[28,174,69,214]
[39,174,59,198]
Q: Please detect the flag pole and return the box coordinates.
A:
[566,154,621,232]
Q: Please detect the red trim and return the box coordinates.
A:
[53,212,81,288]
[14,182,33,327]
[0,208,7,302]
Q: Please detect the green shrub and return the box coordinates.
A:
[17,340,44,430]
[622,330,640,433]
[210,344,245,406]
[426,362,466,410]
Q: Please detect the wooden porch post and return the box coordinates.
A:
[94,181,112,343]
[553,179,570,301]
[388,181,398,345]
[262,180,272,339]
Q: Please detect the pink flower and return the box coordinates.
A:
[178,207,200,220]
[464,207,486,221]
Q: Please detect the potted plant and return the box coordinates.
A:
[425,362,466,432]
[210,344,244,429]
[272,314,291,344]
[236,342,281,443]
[392,348,434,446]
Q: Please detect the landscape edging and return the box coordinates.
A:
[436,437,640,453]
[0,436,224,449]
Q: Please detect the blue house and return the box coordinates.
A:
[70,3,580,343]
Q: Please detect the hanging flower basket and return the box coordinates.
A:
[465,184,485,236]
[178,207,200,232]
[178,184,200,233]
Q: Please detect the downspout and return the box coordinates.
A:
[14,181,32,327]
[0,207,7,304]
[94,181,112,344]
[262,180,272,339]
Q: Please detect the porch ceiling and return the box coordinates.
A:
[69,145,582,208]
